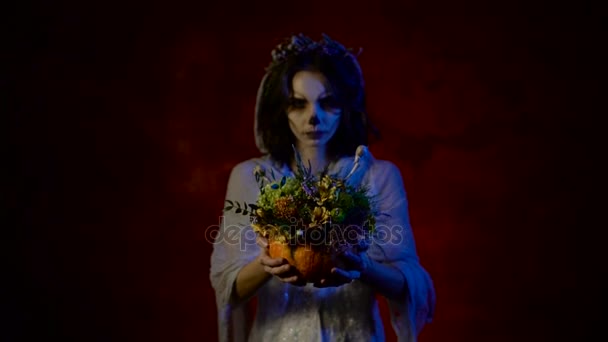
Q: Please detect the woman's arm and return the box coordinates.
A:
[369,161,435,334]
[233,252,271,304]
[348,251,407,301]
[233,237,305,305]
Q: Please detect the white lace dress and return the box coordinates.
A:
[210,154,435,342]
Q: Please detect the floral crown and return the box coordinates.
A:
[265,33,363,72]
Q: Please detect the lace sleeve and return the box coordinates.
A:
[366,160,436,341]
[210,161,261,342]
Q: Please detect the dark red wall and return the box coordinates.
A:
[7,0,600,341]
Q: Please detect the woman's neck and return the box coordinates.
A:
[291,145,330,175]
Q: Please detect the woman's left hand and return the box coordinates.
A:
[314,250,373,287]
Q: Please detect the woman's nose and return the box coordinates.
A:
[308,114,320,126]
[308,103,323,126]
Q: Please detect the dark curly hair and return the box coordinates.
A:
[255,33,379,166]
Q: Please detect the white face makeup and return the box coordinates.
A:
[286,71,342,150]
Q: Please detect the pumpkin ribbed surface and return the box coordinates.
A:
[268,240,343,283]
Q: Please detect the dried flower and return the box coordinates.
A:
[274,196,297,220]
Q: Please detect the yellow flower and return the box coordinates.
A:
[310,206,331,226]
[256,208,265,218]
[251,223,264,234]
[316,175,337,205]
[322,176,334,192]
[334,179,346,190]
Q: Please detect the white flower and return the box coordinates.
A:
[345,145,369,180]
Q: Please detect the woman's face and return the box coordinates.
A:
[286,71,341,150]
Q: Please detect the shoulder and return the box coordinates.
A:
[224,157,275,200]
[229,155,274,178]
[227,155,283,185]
[331,153,405,191]
[229,159,258,179]
[369,159,403,183]
[367,158,407,194]
[370,159,401,176]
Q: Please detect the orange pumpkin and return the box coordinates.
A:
[268,240,347,283]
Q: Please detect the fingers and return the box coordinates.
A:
[332,267,360,281]
[262,261,306,285]
[314,267,360,288]
[314,278,339,288]
[357,238,370,251]
[256,235,269,248]
[290,277,307,286]
[314,277,344,288]
[340,251,371,273]
[256,235,280,266]
[259,254,284,267]
[255,235,305,285]
[263,263,290,275]
[254,234,307,286]
[341,250,362,265]
[279,274,306,285]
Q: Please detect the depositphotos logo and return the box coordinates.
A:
[205,217,407,251]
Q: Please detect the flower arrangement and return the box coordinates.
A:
[224,146,377,282]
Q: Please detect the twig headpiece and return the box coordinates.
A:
[266,33,363,72]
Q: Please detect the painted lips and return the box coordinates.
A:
[305,131,326,140]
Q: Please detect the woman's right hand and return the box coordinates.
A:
[256,236,306,286]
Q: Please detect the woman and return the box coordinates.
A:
[210,33,435,341]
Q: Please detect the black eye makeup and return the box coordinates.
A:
[288,97,307,109]
[287,95,341,112]
[319,96,340,110]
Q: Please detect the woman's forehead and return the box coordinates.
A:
[291,71,330,98]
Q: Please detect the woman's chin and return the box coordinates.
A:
[300,140,328,149]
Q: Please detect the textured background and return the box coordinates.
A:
[6,0,601,341]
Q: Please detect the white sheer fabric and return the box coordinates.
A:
[210,153,435,341]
